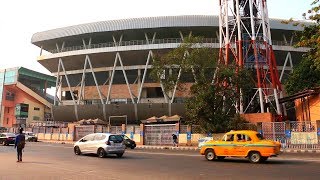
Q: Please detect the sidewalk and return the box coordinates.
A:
[38,140,320,153]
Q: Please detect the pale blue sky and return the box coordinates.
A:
[0,0,313,74]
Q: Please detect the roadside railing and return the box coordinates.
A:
[277,138,320,150]
[48,38,297,54]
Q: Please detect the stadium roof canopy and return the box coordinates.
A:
[31,15,306,46]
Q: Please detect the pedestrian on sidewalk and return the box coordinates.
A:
[172,134,178,147]
[14,128,26,162]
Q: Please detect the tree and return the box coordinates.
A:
[151,36,254,133]
[284,0,320,95]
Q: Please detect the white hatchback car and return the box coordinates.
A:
[74,133,126,158]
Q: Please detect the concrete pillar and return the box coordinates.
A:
[130,126,135,139]
[316,120,320,141]
[186,124,192,146]
[67,124,76,141]
[285,121,291,139]
[139,123,145,145]
[122,124,126,135]
[175,123,180,145]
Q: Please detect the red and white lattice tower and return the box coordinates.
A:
[218,0,282,115]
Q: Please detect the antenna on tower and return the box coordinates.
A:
[218,0,283,116]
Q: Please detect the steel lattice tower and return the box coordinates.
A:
[218,0,282,115]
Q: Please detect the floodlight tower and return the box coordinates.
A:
[218,0,282,115]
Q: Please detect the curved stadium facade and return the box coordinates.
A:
[31,15,309,123]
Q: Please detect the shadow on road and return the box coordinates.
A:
[80,153,150,160]
[204,158,310,165]
[17,161,53,165]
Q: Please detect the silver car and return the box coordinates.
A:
[74,133,125,158]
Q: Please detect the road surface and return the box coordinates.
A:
[0,142,319,180]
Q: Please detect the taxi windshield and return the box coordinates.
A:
[256,133,265,140]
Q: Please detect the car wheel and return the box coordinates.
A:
[249,152,261,163]
[97,148,106,158]
[205,149,216,161]
[217,156,225,161]
[130,145,135,149]
[116,153,124,158]
[74,146,82,155]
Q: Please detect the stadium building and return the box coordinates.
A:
[31,15,309,123]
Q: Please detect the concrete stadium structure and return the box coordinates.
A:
[31,15,309,123]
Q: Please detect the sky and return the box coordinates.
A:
[0,0,313,75]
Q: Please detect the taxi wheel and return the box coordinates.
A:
[205,149,216,161]
[248,152,261,163]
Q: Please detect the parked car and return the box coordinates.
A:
[0,127,7,133]
[121,135,136,149]
[23,131,38,142]
[199,130,281,163]
[74,133,125,158]
[0,133,16,146]
[198,137,213,149]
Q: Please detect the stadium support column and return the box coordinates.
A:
[106,54,118,104]
[137,51,153,103]
[87,56,107,121]
[58,58,79,120]
[218,0,282,115]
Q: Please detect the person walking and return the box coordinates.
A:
[172,134,178,147]
[14,128,26,162]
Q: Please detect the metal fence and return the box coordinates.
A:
[4,121,319,150]
[144,124,176,145]
[48,38,294,54]
[191,125,203,134]
[180,125,188,133]
[110,126,122,134]
[261,121,319,150]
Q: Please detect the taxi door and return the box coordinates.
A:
[215,134,235,156]
[233,134,250,156]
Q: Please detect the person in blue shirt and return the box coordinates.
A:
[14,128,26,162]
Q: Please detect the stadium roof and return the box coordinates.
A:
[31,15,306,45]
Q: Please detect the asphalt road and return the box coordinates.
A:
[0,143,320,180]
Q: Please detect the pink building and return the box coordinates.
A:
[0,67,55,128]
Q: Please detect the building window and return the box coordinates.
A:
[5,91,15,101]
[6,118,9,124]
[7,108,9,113]
[34,107,40,111]
[33,116,40,120]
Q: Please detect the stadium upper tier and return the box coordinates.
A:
[31,15,308,74]
[32,15,304,49]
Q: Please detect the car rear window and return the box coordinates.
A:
[6,133,16,137]
[94,134,106,141]
[109,135,123,143]
[256,133,265,140]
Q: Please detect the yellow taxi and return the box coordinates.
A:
[199,130,281,163]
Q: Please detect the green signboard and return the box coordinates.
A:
[15,103,29,118]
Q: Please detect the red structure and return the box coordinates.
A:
[218,0,283,115]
